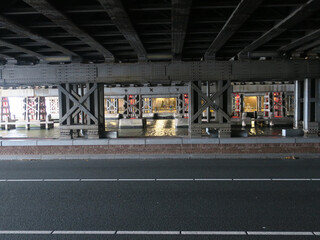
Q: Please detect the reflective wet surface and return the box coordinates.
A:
[106,119,188,137]
[0,120,291,139]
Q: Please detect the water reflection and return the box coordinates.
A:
[0,120,287,139]
[106,119,188,137]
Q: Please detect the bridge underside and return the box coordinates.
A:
[0,0,320,139]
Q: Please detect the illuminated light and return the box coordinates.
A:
[251,120,255,127]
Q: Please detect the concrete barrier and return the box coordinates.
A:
[119,119,145,128]
[175,118,188,128]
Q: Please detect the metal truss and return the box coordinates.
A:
[58,83,105,139]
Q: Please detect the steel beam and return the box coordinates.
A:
[279,29,320,52]
[239,0,320,56]
[205,0,263,60]
[0,60,320,87]
[23,0,114,62]
[303,78,309,132]
[294,80,299,129]
[172,0,192,60]
[296,38,320,52]
[0,39,43,59]
[97,0,147,61]
[0,14,77,57]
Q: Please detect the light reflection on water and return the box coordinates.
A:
[0,120,286,138]
[0,120,188,138]
[106,119,188,137]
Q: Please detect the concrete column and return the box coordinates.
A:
[303,78,309,132]
[294,80,299,129]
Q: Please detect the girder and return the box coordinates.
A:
[0,60,319,87]
[279,29,320,52]
[0,39,43,59]
[204,0,263,60]
[0,14,78,57]
[172,0,192,60]
[97,0,147,61]
[238,0,320,56]
[22,0,115,62]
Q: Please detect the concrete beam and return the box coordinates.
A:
[23,0,114,62]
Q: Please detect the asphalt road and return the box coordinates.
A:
[0,158,320,240]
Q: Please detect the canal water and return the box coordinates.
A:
[0,119,287,139]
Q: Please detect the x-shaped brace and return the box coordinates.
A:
[59,84,98,124]
[191,81,231,122]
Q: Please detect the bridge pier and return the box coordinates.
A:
[188,81,231,138]
[58,83,105,139]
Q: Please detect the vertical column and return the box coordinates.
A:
[294,80,299,129]
[206,81,210,123]
[59,83,105,139]
[188,81,202,137]
[303,78,309,133]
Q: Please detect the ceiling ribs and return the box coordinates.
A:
[204,0,264,60]
[0,14,77,57]
[97,0,147,61]
[172,0,192,60]
[278,28,320,52]
[238,0,320,56]
[0,39,43,58]
[296,38,320,52]
[22,0,114,62]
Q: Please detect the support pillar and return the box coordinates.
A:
[188,81,231,138]
[303,78,309,133]
[293,80,299,129]
[123,94,142,119]
[58,83,105,139]
[206,81,210,123]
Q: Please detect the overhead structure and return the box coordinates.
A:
[204,0,263,60]
[0,14,77,57]
[0,39,43,59]
[22,0,114,62]
[278,29,320,52]
[97,0,147,61]
[172,0,192,60]
[238,0,320,57]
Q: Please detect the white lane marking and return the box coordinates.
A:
[0,231,52,234]
[272,179,311,181]
[116,231,180,235]
[194,179,233,181]
[0,178,320,182]
[233,179,271,181]
[81,179,117,182]
[181,231,246,235]
[6,179,43,182]
[247,231,313,236]
[53,231,115,234]
[156,179,194,181]
[43,179,80,182]
[118,179,155,181]
[0,230,317,236]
